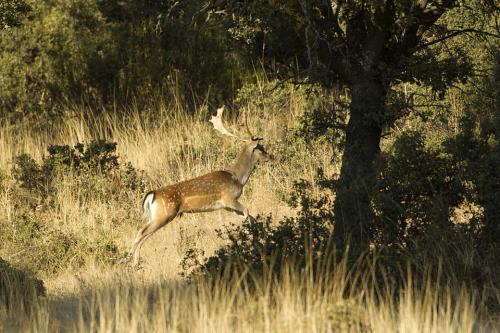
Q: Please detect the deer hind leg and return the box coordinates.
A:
[129,209,178,267]
[125,222,153,263]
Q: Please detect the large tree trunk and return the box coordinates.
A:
[333,78,386,257]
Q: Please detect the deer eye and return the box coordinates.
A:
[253,144,266,153]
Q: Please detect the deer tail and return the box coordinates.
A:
[141,191,155,221]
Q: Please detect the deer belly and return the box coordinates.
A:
[181,195,224,213]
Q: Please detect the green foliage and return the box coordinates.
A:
[293,91,349,160]
[0,212,120,276]
[0,0,30,29]
[183,179,334,278]
[295,106,343,143]
[0,0,110,116]
[234,80,304,110]
[373,131,465,246]
[445,118,500,254]
[11,140,144,209]
[11,154,42,194]
[0,0,248,118]
[218,1,483,92]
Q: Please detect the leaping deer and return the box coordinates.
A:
[121,107,272,267]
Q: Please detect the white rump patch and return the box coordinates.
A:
[143,192,156,221]
[149,202,158,220]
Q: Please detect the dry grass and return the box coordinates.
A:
[1,258,493,333]
[0,86,333,277]
[0,91,497,332]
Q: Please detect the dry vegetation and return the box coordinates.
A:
[1,1,498,331]
[0,88,498,332]
[2,259,491,333]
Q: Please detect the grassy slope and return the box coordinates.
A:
[0,93,497,331]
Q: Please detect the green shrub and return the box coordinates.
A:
[234,80,302,111]
[11,140,145,210]
[373,130,465,247]
[182,178,334,279]
[4,140,144,275]
[0,211,120,276]
[0,0,247,118]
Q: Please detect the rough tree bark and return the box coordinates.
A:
[332,9,389,256]
[333,77,386,256]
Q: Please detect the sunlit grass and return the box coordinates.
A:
[1,254,493,333]
[1,91,498,332]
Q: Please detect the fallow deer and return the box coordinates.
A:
[121,107,272,266]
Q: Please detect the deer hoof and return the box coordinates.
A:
[132,261,144,270]
[116,252,132,265]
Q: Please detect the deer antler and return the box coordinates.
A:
[210,107,250,142]
[244,113,263,141]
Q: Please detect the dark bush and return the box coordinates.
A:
[182,178,334,278]
[12,140,145,209]
[372,130,465,248]
[0,256,45,311]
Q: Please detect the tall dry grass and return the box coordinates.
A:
[1,255,493,333]
[0,86,333,281]
[0,89,498,332]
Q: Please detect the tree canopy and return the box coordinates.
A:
[214,0,499,255]
[0,0,30,29]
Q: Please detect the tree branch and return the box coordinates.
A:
[330,0,347,36]
[414,28,500,52]
[393,1,457,57]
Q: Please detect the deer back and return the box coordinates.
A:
[155,171,242,213]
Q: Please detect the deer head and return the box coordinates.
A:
[210,107,272,185]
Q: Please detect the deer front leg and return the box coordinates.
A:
[223,200,252,220]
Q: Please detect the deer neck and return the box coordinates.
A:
[229,149,256,186]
